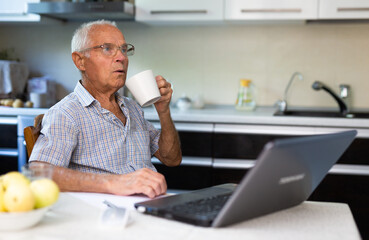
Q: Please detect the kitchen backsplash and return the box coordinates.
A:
[1,22,369,109]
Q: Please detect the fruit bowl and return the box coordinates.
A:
[0,206,50,231]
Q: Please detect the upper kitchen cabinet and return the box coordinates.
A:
[319,0,369,19]
[135,0,224,24]
[225,0,318,21]
[0,0,40,22]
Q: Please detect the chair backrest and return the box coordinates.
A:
[24,114,44,158]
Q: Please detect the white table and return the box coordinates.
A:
[1,192,361,240]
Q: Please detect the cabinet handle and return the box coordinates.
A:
[150,10,207,15]
[213,159,255,169]
[337,7,369,12]
[213,159,369,176]
[214,124,313,135]
[241,8,302,13]
[152,156,212,167]
[151,122,214,133]
[0,148,18,157]
[0,117,17,125]
[329,164,369,176]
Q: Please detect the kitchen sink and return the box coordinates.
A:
[274,110,369,119]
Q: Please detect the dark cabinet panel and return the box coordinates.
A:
[212,168,248,185]
[0,125,17,148]
[309,174,369,239]
[154,164,213,190]
[0,156,18,175]
[338,138,369,165]
[214,133,292,159]
[178,131,212,157]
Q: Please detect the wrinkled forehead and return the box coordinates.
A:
[88,24,126,46]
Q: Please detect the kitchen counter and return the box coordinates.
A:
[0,106,48,116]
[3,105,369,129]
[144,105,369,129]
[0,193,361,240]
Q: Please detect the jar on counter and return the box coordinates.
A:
[235,79,256,111]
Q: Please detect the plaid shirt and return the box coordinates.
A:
[29,81,160,174]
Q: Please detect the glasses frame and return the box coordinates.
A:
[78,43,135,57]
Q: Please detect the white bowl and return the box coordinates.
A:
[0,206,50,231]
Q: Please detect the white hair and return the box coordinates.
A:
[71,19,117,53]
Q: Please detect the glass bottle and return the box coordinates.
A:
[235,79,256,111]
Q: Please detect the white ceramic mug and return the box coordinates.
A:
[125,70,161,107]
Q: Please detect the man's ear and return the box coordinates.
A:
[72,52,86,71]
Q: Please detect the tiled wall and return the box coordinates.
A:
[1,21,369,109]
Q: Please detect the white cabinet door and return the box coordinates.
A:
[319,0,369,19]
[135,0,223,23]
[0,0,40,22]
[225,0,318,20]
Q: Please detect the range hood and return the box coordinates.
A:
[26,1,135,22]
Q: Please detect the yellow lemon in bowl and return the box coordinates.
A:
[30,178,60,209]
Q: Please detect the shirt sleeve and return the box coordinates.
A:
[146,119,160,156]
[29,108,79,167]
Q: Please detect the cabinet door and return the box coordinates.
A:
[309,174,369,239]
[0,0,40,22]
[225,0,318,20]
[319,0,369,19]
[135,0,223,22]
[150,122,214,190]
[213,124,369,177]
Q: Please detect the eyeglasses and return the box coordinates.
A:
[79,43,135,57]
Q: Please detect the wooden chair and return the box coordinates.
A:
[24,114,44,158]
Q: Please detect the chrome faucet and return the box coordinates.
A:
[312,81,348,116]
[275,72,304,112]
[339,84,351,112]
[339,84,350,98]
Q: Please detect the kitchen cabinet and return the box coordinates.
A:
[152,121,369,239]
[0,117,18,174]
[319,0,369,19]
[224,0,318,21]
[151,122,214,190]
[0,0,40,22]
[309,175,369,239]
[135,0,223,23]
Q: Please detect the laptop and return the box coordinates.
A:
[134,130,357,227]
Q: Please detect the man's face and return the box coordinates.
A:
[82,25,129,93]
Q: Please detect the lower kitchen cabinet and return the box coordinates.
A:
[309,174,369,239]
[158,123,369,239]
[0,119,19,174]
[154,164,213,190]
[0,156,18,175]
[212,168,248,185]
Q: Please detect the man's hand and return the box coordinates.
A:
[154,75,173,114]
[108,168,167,198]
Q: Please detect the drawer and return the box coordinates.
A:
[213,133,292,159]
[0,124,17,148]
[338,138,369,165]
[179,131,212,157]
[151,121,213,157]
[154,164,213,190]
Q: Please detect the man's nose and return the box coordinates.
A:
[115,50,127,62]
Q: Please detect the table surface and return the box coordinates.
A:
[0,192,362,240]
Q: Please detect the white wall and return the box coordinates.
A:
[1,21,369,109]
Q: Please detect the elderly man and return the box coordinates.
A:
[29,20,182,198]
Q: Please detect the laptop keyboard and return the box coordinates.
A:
[168,193,232,220]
